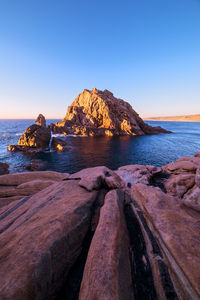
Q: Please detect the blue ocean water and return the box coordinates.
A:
[0,119,199,173]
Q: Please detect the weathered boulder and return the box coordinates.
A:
[52,88,171,136]
[163,173,195,198]
[0,180,98,299]
[0,171,69,186]
[79,190,134,300]
[0,162,9,175]
[162,157,200,174]
[68,166,123,191]
[35,113,46,127]
[117,164,160,187]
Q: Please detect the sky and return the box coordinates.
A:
[0,0,200,119]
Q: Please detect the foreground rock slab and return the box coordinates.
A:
[0,181,98,299]
[132,183,200,299]
[0,171,69,186]
[79,190,134,300]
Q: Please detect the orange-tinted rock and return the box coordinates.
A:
[35,114,46,127]
[79,190,134,300]
[18,124,51,148]
[52,88,171,136]
[68,166,123,191]
[0,181,98,299]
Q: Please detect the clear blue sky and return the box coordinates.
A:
[0,0,200,118]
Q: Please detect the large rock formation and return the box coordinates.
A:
[51,88,171,136]
[0,153,200,299]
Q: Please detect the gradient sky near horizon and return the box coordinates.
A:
[0,0,200,119]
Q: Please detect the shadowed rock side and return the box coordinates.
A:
[0,153,200,299]
[51,88,171,136]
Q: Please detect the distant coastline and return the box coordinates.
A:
[143,114,200,122]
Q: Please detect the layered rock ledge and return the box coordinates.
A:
[51,88,171,136]
[0,153,199,299]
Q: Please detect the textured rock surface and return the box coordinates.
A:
[52,88,171,136]
[0,153,199,299]
[0,181,98,299]
[68,166,124,191]
[132,183,200,298]
[79,190,134,300]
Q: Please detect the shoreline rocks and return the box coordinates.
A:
[0,153,199,299]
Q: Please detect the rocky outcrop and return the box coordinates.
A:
[0,154,199,299]
[8,114,51,152]
[51,88,171,136]
[17,124,51,148]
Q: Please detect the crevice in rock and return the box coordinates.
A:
[56,189,107,300]
[149,172,170,192]
[158,259,179,300]
[126,196,179,300]
[124,202,158,300]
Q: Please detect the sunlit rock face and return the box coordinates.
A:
[52,88,171,136]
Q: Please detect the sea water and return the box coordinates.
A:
[0,119,199,173]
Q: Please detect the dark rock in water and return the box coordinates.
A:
[25,163,42,171]
[52,88,171,136]
[51,137,68,151]
[0,162,9,175]
[35,113,46,128]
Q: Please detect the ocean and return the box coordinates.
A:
[0,119,200,174]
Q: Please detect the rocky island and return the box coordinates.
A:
[0,153,199,299]
[51,88,171,136]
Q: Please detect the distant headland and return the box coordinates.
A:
[144,114,200,122]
